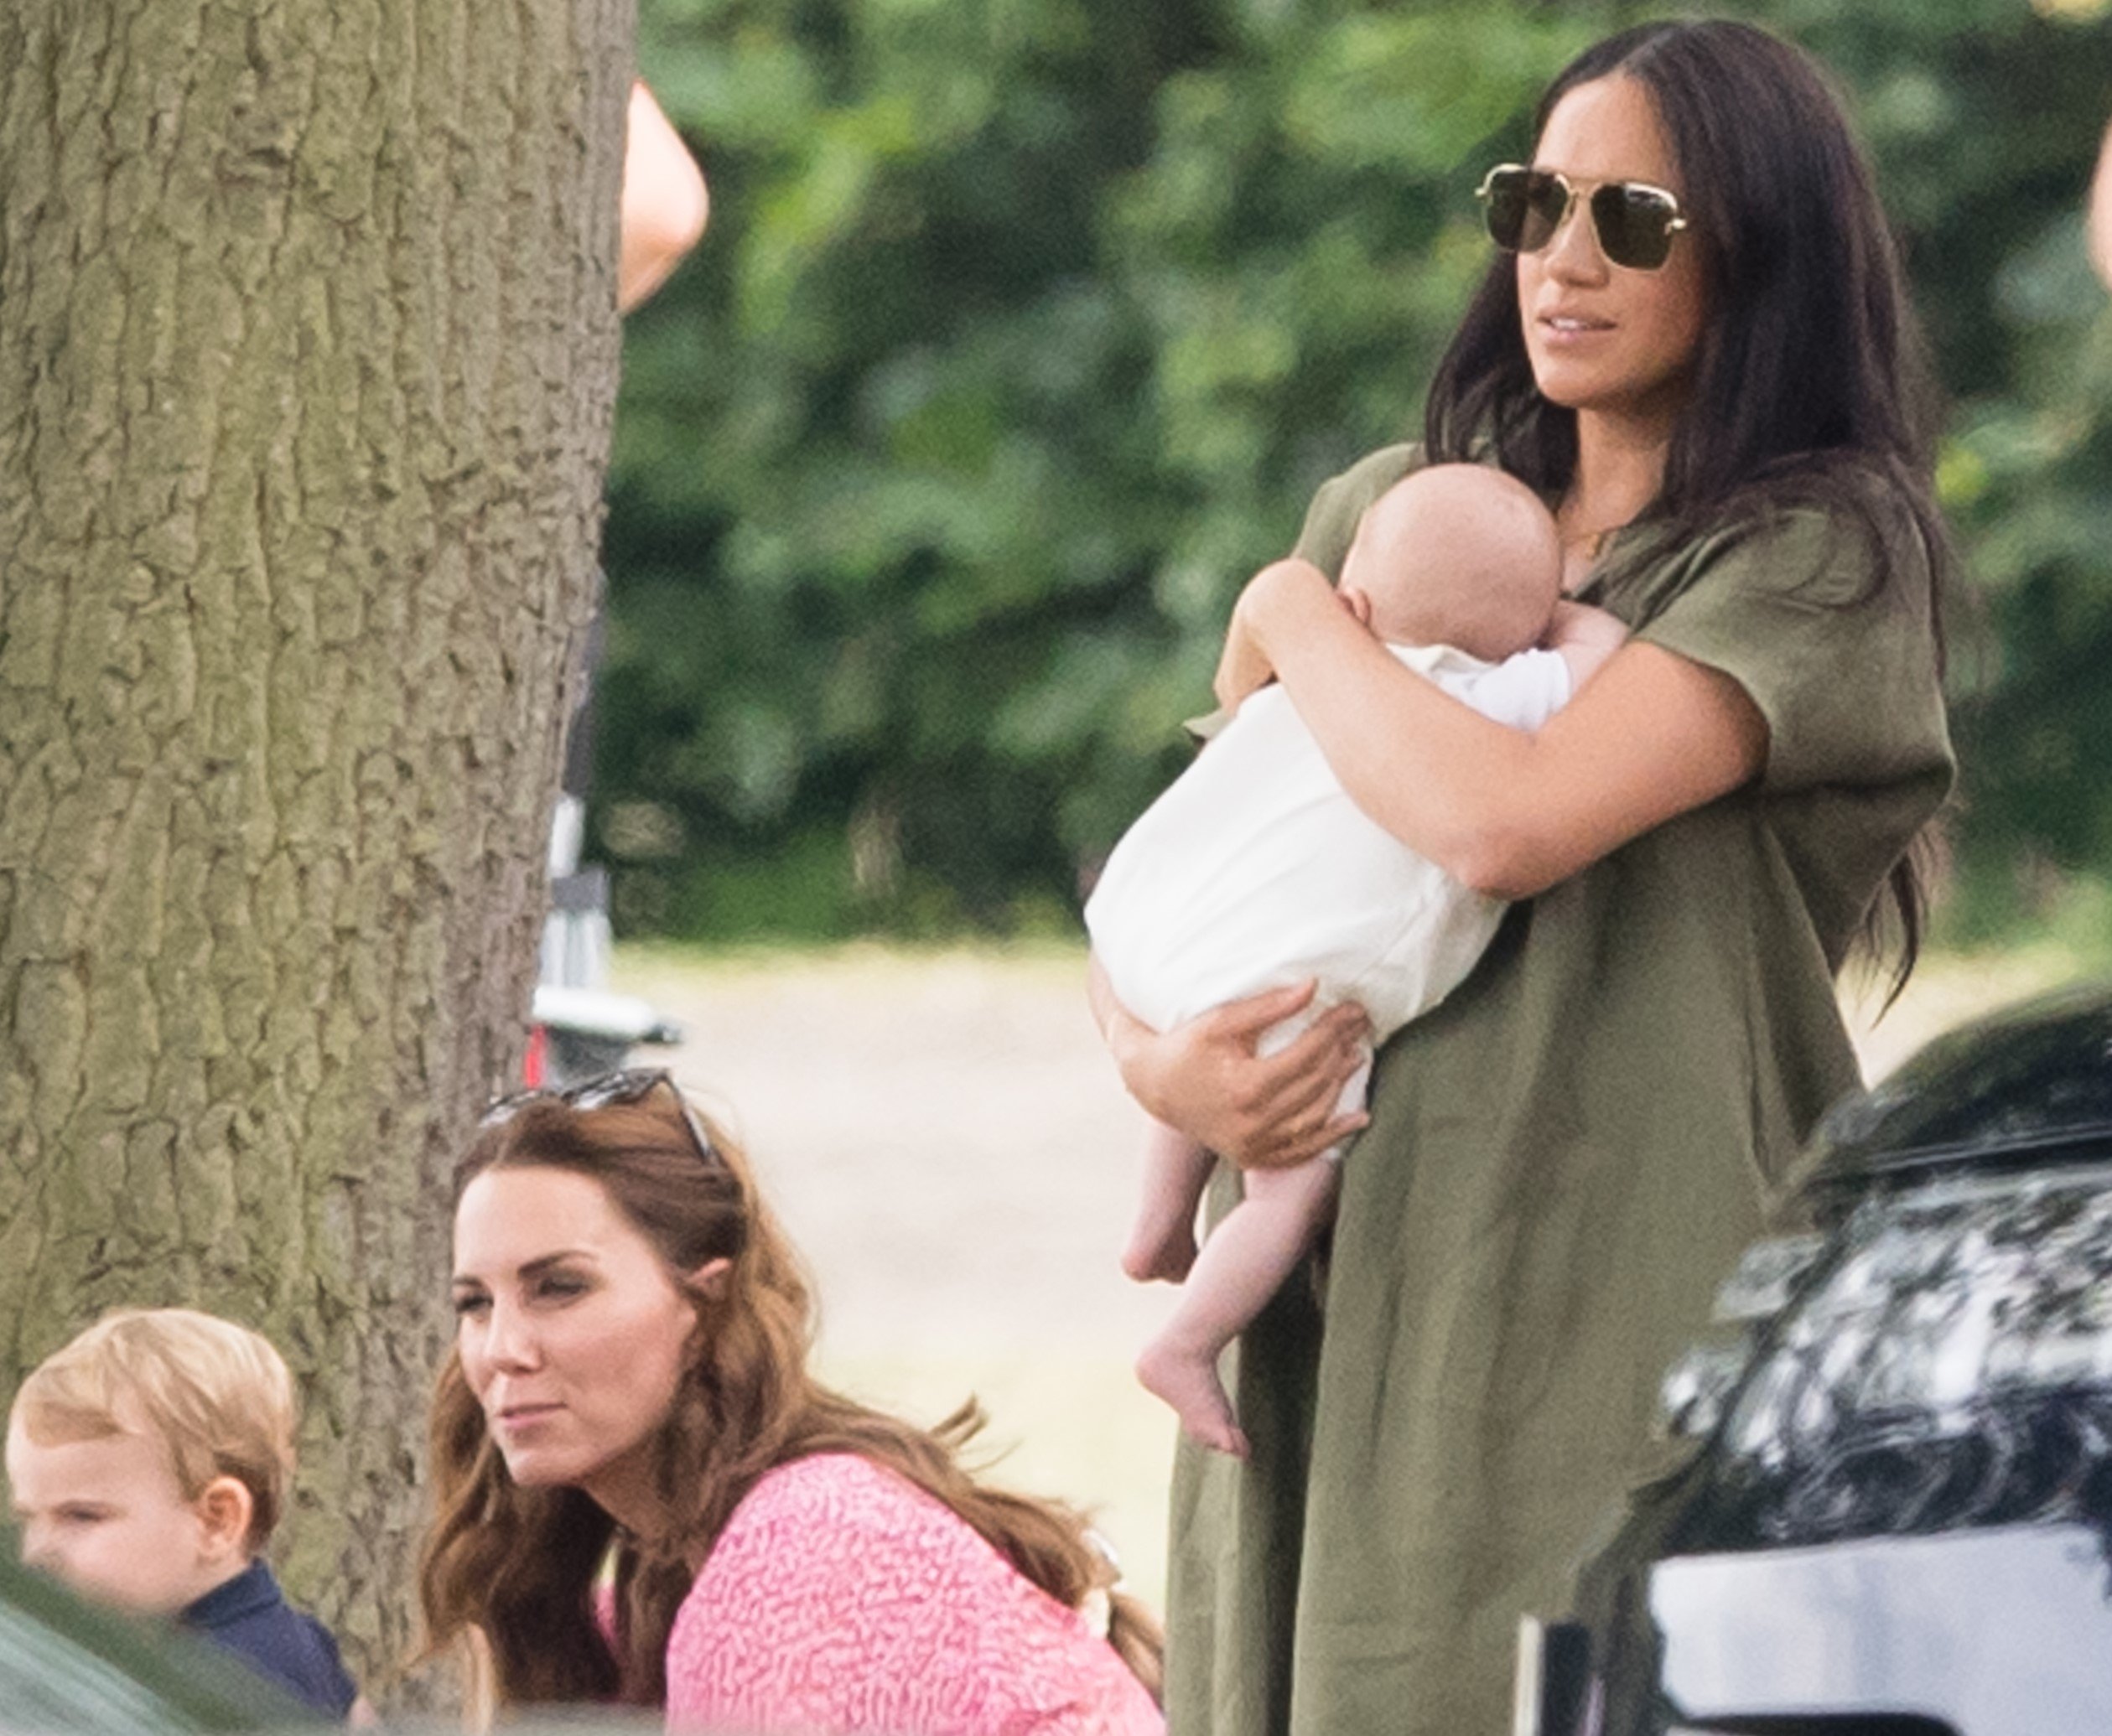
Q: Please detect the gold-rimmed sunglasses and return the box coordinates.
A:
[480,1067,719,1167]
[1476,163,1689,272]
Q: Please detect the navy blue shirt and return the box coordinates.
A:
[181,1560,358,1719]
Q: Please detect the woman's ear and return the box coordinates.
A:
[687,1257,733,1301]
[192,1475,254,1562]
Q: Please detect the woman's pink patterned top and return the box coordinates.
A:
[663,1452,1162,1736]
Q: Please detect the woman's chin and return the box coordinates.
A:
[494,1442,584,1488]
[1528,359,1690,431]
[1527,360,1617,413]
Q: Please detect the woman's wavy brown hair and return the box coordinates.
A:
[418,1082,1161,1711]
[1424,18,1951,999]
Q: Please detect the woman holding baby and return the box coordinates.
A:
[1092,18,1953,1736]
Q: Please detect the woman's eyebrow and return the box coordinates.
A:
[517,1251,597,1280]
[450,1250,599,1288]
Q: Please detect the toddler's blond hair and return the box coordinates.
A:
[9,1308,296,1553]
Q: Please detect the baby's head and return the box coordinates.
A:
[1338,464,1563,661]
[5,1308,297,1616]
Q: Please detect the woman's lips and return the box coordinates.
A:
[1538,312,1615,346]
[495,1402,563,1432]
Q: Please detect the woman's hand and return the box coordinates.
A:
[1212,610,1276,713]
[1092,966,1373,1169]
[1212,557,1334,712]
[1221,550,1766,899]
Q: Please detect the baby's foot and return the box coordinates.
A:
[1137,1339,1250,1459]
[1122,1216,1198,1284]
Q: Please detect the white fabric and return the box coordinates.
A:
[1086,643,1574,1061]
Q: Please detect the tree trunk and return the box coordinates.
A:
[0,0,631,1692]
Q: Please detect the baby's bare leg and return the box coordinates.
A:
[1124,1117,1216,1283]
[1137,1154,1341,1459]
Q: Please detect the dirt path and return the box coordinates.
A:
[612,943,1182,1601]
[610,939,2089,1609]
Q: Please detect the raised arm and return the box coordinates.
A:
[2091,113,2112,292]
[1230,557,1767,900]
[619,82,709,314]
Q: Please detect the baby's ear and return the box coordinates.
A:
[686,1257,733,1302]
[194,1475,254,1561]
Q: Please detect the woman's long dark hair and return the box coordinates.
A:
[418,1092,1161,1712]
[1424,18,1949,992]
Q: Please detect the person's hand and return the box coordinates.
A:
[1106,981,1372,1170]
[1212,607,1277,713]
[1212,556,1332,711]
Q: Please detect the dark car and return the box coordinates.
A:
[1518,982,2112,1736]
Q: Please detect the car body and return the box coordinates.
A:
[1519,982,2112,1736]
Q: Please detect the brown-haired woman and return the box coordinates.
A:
[1094,18,1953,1736]
[420,1071,1162,1734]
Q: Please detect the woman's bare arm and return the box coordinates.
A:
[619,83,709,314]
[1232,557,1767,899]
[1088,956,1372,1169]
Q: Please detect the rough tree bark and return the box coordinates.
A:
[0,0,632,1687]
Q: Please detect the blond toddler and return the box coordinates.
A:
[6,1308,366,1719]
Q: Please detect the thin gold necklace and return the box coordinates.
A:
[1559,520,1619,562]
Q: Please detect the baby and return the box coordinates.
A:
[5,1308,366,1720]
[1086,464,1627,1456]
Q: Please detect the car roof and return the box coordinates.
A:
[1813,981,2112,1183]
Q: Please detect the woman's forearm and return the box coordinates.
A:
[1241,561,1549,889]
[1239,559,1766,898]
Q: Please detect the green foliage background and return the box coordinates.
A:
[599,0,2112,945]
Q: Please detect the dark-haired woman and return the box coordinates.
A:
[422,1075,1162,1734]
[1091,20,1952,1735]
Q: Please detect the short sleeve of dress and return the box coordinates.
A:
[1290,443,1424,579]
[1629,505,1950,797]
[1186,444,1425,744]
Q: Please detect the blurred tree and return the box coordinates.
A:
[605,0,2112,947]
[0,0,628,1692]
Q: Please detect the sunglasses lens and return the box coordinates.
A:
[1481,168,1527,250]
[568,1068,664,1112]
[1482,168,1567,254]
[1590,183,1680,270]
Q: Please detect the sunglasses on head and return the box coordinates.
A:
[480,1067,720,1168]
[1476,163,1689,272]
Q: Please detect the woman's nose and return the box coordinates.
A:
[1544,198,1608,282]
[482,1299,542,1371]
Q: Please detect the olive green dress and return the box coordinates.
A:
[1163,445,1954,1736]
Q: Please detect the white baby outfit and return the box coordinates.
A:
[1086,642,1574,1152]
